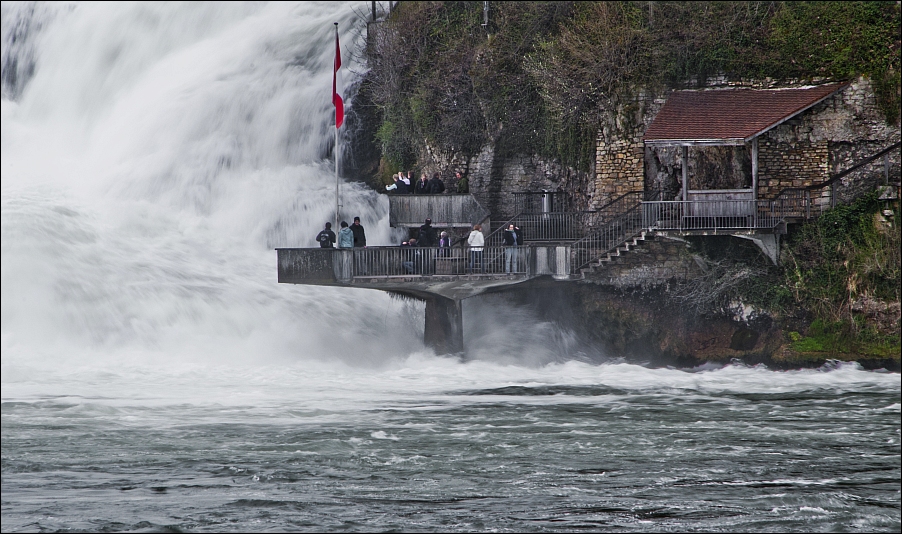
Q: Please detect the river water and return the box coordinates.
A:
[2,2,900,532]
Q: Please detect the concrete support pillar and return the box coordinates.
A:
[424,295,464,355]
[736,233,779,266]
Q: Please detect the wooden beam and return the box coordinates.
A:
[751,137,758,201]
[645,138,746,147]
[682,146,689,202]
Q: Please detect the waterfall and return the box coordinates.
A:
[1,2,429,369]
[1,2,590,375]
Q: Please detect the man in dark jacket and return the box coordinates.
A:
[414,173,429,195]
[502,223,523,273]
[427,173,446,194]
[418,218,437,247]
[401,237,420,274]
[315,222,336,248]
[394,173,409,194]
[350,216,366,247]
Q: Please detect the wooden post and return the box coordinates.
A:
[751,137,758,201]
[681,145,689,202]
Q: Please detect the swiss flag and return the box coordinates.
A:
[333,29,344,129]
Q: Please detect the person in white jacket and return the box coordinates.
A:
[467,224,485,273]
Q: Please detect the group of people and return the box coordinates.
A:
[315,216,523,274]
[315,217,367,248]
[400,218,452,274]
[386,171,469,194]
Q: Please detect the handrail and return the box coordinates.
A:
[773,140,900,216]
[807,140,900,191]
[642,199,785,232]
[276,244,572,281]
[570,193,647,271]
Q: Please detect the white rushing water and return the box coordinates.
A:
[2,1,424,373]
[2,4,899,532]
[2,0,898,391]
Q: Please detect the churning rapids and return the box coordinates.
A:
[2,2,900,532]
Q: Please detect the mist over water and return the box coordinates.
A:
[2,2,900,532]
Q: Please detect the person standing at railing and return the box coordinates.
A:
[418,218,437,247]
[404,170,413,193]
[438,231,452,257]
[315,222,336,248]
[337,221,353,248]
[467,224,484,273]
[401,238,419,274]
[426,172,446,194]
[350,216,367,247]
[385,173,408,194]
[455,171,468,194]
[502,223,522,273]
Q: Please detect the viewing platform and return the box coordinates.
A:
[277,245,572,354]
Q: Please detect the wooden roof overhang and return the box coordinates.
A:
[641,83,850,202]
[643,82,849,147]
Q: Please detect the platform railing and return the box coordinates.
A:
[642,199,785,232]
[276,244,572,283]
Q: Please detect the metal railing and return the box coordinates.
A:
[484,212,586,245]
[352,245,531,276]
[276,244,572,283]
[642,200,784,232]
[570,193,647,271]
[512,191,570,213]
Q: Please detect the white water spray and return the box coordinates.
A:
[1,2,426,370]
[2,2,894,395]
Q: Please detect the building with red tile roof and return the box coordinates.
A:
[644,83,849,146]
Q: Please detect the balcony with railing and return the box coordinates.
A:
[277,244,573,301]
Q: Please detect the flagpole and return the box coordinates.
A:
[334,22,340,228]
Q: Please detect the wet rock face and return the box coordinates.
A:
[730,326,760,351]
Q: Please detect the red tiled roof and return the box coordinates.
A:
[643,83,848,144]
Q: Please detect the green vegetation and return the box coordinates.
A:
[783,193,900,319]
[363,1,900,173]
[787,319,899,360]
[671,193,900,361]
[779,193,901,359]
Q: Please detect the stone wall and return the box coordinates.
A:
[583,235,702,289]
[419,142,592,224]
[593,136,645,207]
[415,76,898,229]
[757,139,829,199]
[641,77,900,202]
[758,78,900,199]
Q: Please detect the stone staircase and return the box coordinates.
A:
[580,231,651,274]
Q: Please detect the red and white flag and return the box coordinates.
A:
[332,28,344,129]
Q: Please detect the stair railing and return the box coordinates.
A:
[569,192,647,272]
[771,140,900,219]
